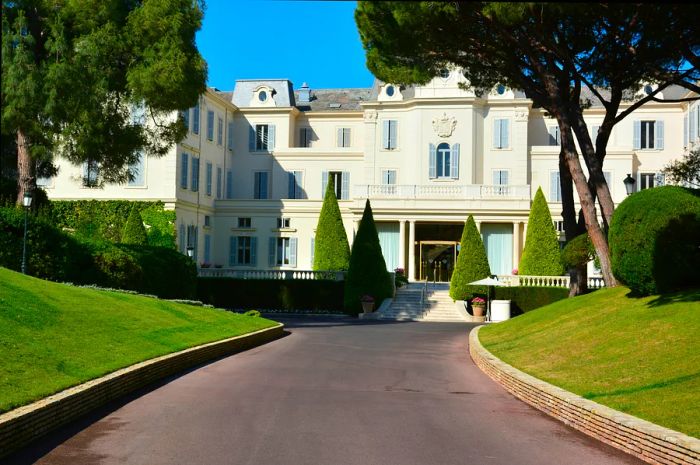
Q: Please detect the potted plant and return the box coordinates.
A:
[471,296,486,317]
[360,294,375,313]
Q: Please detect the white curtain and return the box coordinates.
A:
[376,223,399,271]
[481,224,513,275]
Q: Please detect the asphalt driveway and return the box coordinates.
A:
[8,317,642,465]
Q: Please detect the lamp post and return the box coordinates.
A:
[623,174,636,196]
[21,191,33,274]
[186,245,194,260]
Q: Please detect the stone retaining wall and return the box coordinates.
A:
[469,326,700,465]
[0,324,285,458]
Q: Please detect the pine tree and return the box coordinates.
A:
[449,215,491,301]
[344,200,393,314]
[121,206,148,245]
[519,187,564,275]
[313,179,350,270]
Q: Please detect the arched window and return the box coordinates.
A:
[436,143,451,178]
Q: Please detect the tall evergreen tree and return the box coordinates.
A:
[449,215,491,301]
[121,205,148,245]
[519,188,564,276]
[344,200,393,314]
[313,179,350,270]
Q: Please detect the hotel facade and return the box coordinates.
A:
[43,72,700,282]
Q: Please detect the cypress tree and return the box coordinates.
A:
[344,200,393,314]
[449,215,491,300]
[121,206,148,245]
[519,187,564,275]
[313,179,350,270]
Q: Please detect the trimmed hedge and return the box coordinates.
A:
[121,206,148,245]
[313,179,350,271]
[493,286,569,316]
[198,278,345,312]
[519,187,564,276]
[450,215,491,301]
[609,186,700,295]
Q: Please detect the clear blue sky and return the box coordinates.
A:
[196,1,376,91]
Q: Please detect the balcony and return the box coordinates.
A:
[353,184,531,200]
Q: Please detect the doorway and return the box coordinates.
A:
[419,241,458,282]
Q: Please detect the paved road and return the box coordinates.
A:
[9,318,642,465]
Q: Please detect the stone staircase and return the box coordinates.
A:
[378,282,474,323]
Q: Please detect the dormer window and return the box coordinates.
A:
[258,90,267,102]
[386,85,395,97]
[497,85,506,95]
[439,69,450,79]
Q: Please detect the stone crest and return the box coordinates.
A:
[364,109,378,122]
[432,113,457,138]
[515,108,529,122]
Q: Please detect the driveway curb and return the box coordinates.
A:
[469,326,700,465]
[0,323,285,458]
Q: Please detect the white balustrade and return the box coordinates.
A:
[495,274,571,288]
[355,184,530,200]
[198,269,345,281]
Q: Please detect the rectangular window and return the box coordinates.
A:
[217,117,223,145]
[182,109,190,132]
[641,120,655,149]
[128,152,146,186]
[203,234,211,264]
[288,171,304,199]
[205,162,212,196]
[216,167,222,199]
[191,157,200,192]
[494,119,510,149]
[238,217,251,228]
[269,237,298,267]
[277,218,291,229]
[192,104,200,134]
[553,220,565,233]
[299,127,312,147]
[83,160,99,187]
[227,121,234,151]
[436,144,451,178]
[206,110,214,141]
[230,236,255,266]
[254,171,269,199]
[226,170,234,199]
[639,172,662,190]
[382,120,398,150]
[493,170,509,195]
[329,171,343,199]
[204,215,211,227]
[180,153,188,189]
[276,237,292,265]
[381,169,396,185]
[550,171,561,202]
[547,126,560,146]
[337,127,351,147]
[591,125,600,141]
[255,124,270,151]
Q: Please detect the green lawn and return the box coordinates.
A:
[479,286,700,438]
[0,267,277,413]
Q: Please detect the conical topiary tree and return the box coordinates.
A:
[313,179,351,270]
[519,187,564,275]
[344,199,393,315]
[449,215,491,300]
[121,205,148,245]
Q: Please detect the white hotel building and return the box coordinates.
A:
[44,72,700,282]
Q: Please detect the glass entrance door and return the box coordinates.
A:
[419,241,458,282]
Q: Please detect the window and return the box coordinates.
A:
[381,169,396,185]
[204,215,211,227]
[382,120,398,150]
[238,217,251,228]
[493,119,510,149]
[128,152,145,186]
[277,218,291,229]
[217,117,223,145]
[496,85,506,95]
[550,171,561,202]
[493,170,509,195]
[439,69,450,79]
[206,110,214,141]
[385,85,395,97]
[299,128,312,147]
[226,170,234,199]
[288,171,304,199]
[269,237,298,267]
[250,124,275,151]
[258,90,267,102]
[254,171,269,199]
[322,171,349,200]
[180,153,188,189]
[216,167,222,199]
[548,126,560,146]
[429,143,460,179]
[639,172,665,190]
[634,120,664,150]
[230,236,256,266]
[83,160,99,187]
[591,125,600,141]
[192,104,200,134]
[203,234,211,264]
[186,225,198,261]
[689,104,698,144]
[182,109,190,132]
[191,157,200,192]
[205,162,212,196]
[553,221,565,233]
[179,224,186,253]
[227,121,234,151]
[337,128,351,148]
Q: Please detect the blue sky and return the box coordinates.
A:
[196,1,376,91]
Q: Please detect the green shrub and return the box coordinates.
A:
[519,187,564,276]
[88,242,144,291]
[561,233,594,269]
[450,215,491,301]
[313,179,351,270]
[609,186,700,295]
[243,310,261,317]
[344,200,393,314]
[119,244,197,299]
[493,286,569,316]
[121,205,148,245]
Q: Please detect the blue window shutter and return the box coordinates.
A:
[493,120,501,148]
[337,128,343,147]
[180,153,188,189]
[290,238,298,267]
[183,110,190,131]
[502,119,509,149]
[288,172,295,199]
[429,144,437,179]
[382,120,390,149]
[551,171,560,202]
[548,126,557,145]
[684,115,689,147]
[191,158,199,191]
[249,126,256,152]
[502,171,509,185]
[268,125,276,150]
[295,171,304,199]
[321,171,328,198]
[250,237,258,266]
[179,224,186,252]
[691,107,697,142]
[341,171,350,200]
[493,171,500,185]
[216,167,222,198]
[389,121,397,149]
[261,172,268,199]
[451,143,460,179]
[204,235,211,263]
[206,162,212,195]
[228,121,234,150]
[229,237,237,265]
[226,170,233,199]
[633,121,641,149]
[193,105,200,134]
[388,170,396,184]
[254,173,260,199]
[655,120,664,149]
[310,237,315,268]
[206,110,214,140]
[269,237,276,267]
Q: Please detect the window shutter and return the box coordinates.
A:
[429,143,437,178]
[191,158,199,191]
[502,171,509,185]
[268,237,276,267]
[548,126,557,145]
[290,238,298,268]
[388,170,396,185]
[288,172,295,199]
[450,143,460,179]
[204,235,211,263]
[493,171,500,186]
[493,120,501,148]
[180,153,188,189]
[321,171,328,198]
[551,171,560,202]
[226,170,233,199]
[684,114,689,147]
[183,110,190,131]
[250,237,258,266]
[389,121,397,149]
[691,107,697,142]
[179,224,186,252]
[229,237,237,266]
[228,121,234,150]
[249,126,256,152]
[217,167,222,199]
[337,128,343,148]
[344,128,351,147]
[633,121,641,149]
[310,237,315,268]
[268,125,276,150]
[295,171,304,199]
[603,172,612,195]
[382,120,390,149]
[501,119,509,149]
[254,173,260,199]
[193,105,200,134]
[341,171,350,200]
[655,120,664,150]
[262,172,269,199]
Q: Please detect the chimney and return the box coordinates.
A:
[298,82,311,103]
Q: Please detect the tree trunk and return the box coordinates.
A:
[568,265,588,297]
[16,129,35,206]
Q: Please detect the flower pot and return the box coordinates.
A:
[361,301,374,313]
[472,304,485,317]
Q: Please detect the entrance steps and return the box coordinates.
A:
[378,282,477,323]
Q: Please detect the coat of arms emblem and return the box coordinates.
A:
[432,113,457,137]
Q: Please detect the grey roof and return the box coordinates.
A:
[369,78,416,100]
[580,84,689,107]
[212,89,233,103]
[231,79,296,107]
[293,88,372,112]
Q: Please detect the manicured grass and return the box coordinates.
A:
[479,286,700,438]
[0,267,277,413]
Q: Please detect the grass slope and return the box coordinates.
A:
[0,267,277,413]
[479,286,700,438]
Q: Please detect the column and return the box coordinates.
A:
[408,220,416,281]
[399,220,406,272]
[512,222,521,270]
